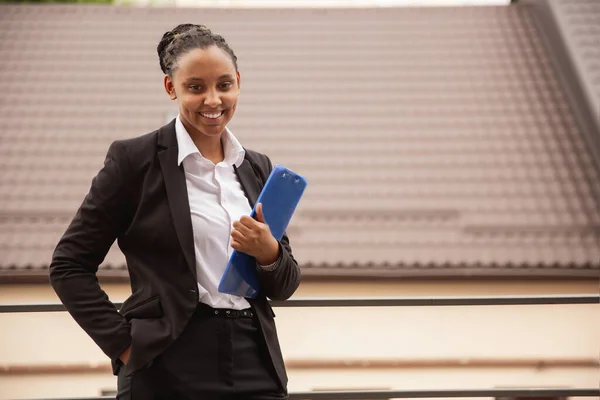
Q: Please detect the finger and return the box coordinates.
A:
[231,239,242,251]
[232,220,253,237]
[231,229,245,242]
[255,203,264,223]
[240,215,261,230]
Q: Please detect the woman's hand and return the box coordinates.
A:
[120,346,131,365]
[231,203,280,265]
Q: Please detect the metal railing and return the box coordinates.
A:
[2,294,599,313]
[25,388,600,400]
[3,294,599,399]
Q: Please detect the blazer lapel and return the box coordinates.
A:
[157,120,197,281]
[235,159,262,208]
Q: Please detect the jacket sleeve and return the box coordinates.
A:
[49,140,133,364]
[255,156,301,301]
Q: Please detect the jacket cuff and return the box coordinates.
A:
[109,324,132,371]
[256,243,283,272]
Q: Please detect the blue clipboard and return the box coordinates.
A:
[218,165,307,298]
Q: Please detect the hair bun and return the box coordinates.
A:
[157,23,237,76]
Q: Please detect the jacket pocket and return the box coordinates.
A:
[121,296,163,321]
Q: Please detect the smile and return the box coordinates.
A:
[198,111,224,119]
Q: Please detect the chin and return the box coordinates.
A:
[197,123,226,136]
[203,127,225,136]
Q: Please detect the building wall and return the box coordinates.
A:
[0,279,598,399]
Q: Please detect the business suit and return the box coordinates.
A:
[49,119,300,394]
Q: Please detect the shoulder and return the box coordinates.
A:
[114,129,161,162]
[96,124,167,183]
[243,148,272,172]
[105,119,173,172]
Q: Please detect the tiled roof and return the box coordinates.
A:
[548,0,600,127]
[0,4,598,279]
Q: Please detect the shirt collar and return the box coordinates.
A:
[175,115,245,168]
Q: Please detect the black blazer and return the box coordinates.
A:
[49,119,301,386]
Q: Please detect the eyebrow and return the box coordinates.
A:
[187,74,235,81]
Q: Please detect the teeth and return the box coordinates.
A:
[200,111,223,119]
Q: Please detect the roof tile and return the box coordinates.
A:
[0,4,598,278]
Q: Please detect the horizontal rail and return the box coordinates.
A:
[8,296,599,400]
[1,294,598,313]
[274,294,600,307]
[26,388,600,399]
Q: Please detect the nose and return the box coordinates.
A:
[204,89,222,108]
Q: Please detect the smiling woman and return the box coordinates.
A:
[158,24,241,163]
[49,23,299,400]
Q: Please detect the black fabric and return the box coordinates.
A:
[117,304,287,400]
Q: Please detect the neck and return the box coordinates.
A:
[192,134,224,164]
[181,118,225,164]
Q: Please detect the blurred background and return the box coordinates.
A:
[0,0,599,399]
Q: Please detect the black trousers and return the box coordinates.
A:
[117,303,287,400]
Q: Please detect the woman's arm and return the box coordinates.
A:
[49,140,133,365]
[255,233,301,301]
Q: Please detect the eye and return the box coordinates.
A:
[189,85,203,91]
[219,82,233,90]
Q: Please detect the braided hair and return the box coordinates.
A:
[157,24,238,76]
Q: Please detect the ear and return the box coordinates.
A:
[164,75,177,100]
[236,71,241,94]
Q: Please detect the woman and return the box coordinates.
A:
[49,23,300,400]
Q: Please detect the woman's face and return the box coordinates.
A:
[164,45,240,138]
